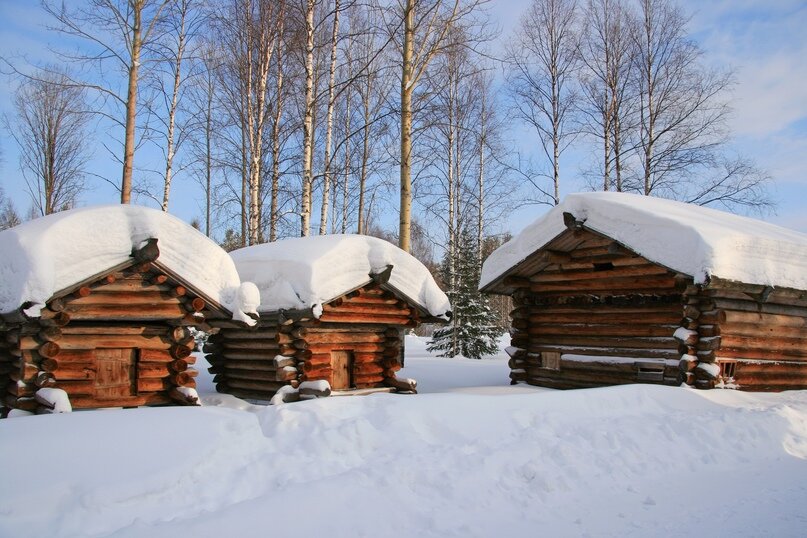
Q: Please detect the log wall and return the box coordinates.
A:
[684,282,807,391]
[505,230,686,390]
[1,263,211,414]
[210,285,416,400]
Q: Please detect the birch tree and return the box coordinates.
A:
[578,0,634,191]
[43,0,173,204]
[7,72,90,216]
[506,0,579,205]
[390,0,485,252]
[151,0,203,211]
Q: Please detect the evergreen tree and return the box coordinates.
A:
[428,228,500,359]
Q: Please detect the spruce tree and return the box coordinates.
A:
[428,228,501,359]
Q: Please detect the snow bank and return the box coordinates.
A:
[3,384,807,537]
[0,205,258,322]
[231,234,450,319]
[481,192,807,291]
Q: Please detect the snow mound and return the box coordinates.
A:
[0,205,258,323]
[480,192,807,291]
[231,234,450,319]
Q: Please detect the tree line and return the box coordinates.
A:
[1,0,772,357]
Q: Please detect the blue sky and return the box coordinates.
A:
[1,0,805,238]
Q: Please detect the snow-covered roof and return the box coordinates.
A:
[230,234,451,319]
[0,205,259,323]
[481,192,807,291]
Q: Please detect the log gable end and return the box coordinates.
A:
[1,259,231,414]
[503,228,690,390]
[208,283,420,402]
[494,227,807,392]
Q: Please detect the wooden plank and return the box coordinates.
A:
[95,348,136,398]
[331,351,353,390]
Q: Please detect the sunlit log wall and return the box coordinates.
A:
[209,284,419,400]
[0,262,223,414]
[497,227,807,392]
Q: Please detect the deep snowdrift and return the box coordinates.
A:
[1,338,806,537]
[230,234,451,318]
[0,205,258,322]
[481,192,807,290]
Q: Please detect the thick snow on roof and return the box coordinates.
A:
[0,205,258,323]
[481,192,807,291]
[230,234,451,318]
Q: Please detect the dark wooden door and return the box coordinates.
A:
[95,348,137,398]
[331,351,354,390]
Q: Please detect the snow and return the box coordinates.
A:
[230,234,451,319]
[2,336,807,537]
[35,388,72,413]
[481,191,807,291]
[697,361,722,378]
[673,327,698,342]
[561,354,678,367]
[299,380,331,392]
[0,205,258,323]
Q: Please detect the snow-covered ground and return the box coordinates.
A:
[3,336,807,537]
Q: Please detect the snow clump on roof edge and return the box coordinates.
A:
[480,192,807,291]
[0,204,259,324]
[230,234,451,319]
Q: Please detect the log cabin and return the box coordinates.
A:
[480,192,807,392]
[0,205,259,414]
[208,235,451,400]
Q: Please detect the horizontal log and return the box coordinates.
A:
[218,386,278,401]
[526,345,678,361]
[219,359,275,372]
[709,299,807,318]
[526,311,681,325]
[22,335,171,351]
[525,323,678,338]
[219,340,281,351]
[222,329,276,341]
[216,350,280,362]
[67,291,180,306]
[308,343,386,354]
[223,369,289,383]
[354,363,384,375]
[60,325,169,337]
[53,380,94,396]
[530,263,671,284]
[69,393,173,409]
[64,304,187,321]
[317,313,414,326]
[51,364,95,380]
[529,335,677,350]
[322,304,410,317]
[223,378,289,392]
[138,378,172,392]
[306,354,332,367]
[299,332,386,345]
[139,349,174,363]
[138,363,172,379]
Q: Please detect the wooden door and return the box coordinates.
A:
[331,351,354,390]
[95,348,137,398]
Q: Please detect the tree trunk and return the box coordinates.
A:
[121,2,142,204]
[319,0,341,235]
[301,0,316,237]
[161,5,187,212]
[399,0,414,252]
